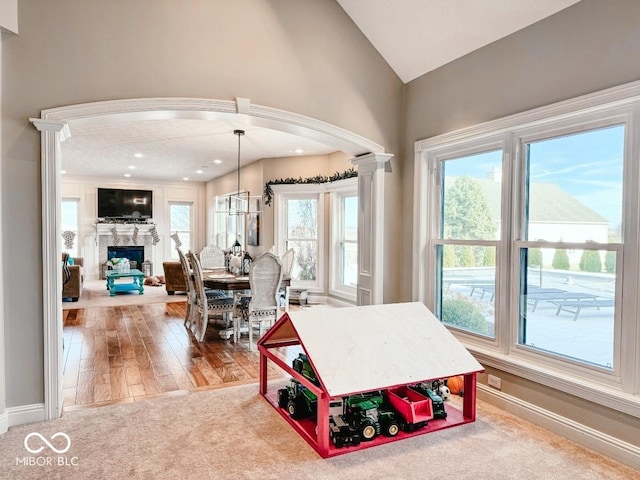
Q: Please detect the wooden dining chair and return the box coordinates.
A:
[187,250,234,342]
[233,252,283,351]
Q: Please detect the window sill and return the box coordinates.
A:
[464,342,640,418]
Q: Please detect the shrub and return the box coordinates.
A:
[551,249,570,270]
[442,245,455,268]
[579,250,602,273]
[459,246,476,267]
[482,247,496,267]
[528,248,542,267]
[441,297,492,335]
[604,251,616,273]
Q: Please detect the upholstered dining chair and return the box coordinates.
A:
[199,244,226,270]
[187,250,235,342]
[233,252,283,351]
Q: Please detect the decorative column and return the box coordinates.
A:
[350,153,393,305]
[30,118,70,421]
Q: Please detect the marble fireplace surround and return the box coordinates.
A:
[96,223,154,267]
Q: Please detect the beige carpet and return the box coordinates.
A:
[63,279,186,310]
[0,382,636,479]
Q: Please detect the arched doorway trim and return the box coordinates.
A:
[30,97,385,419]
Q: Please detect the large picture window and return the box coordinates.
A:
[415,86,640,414]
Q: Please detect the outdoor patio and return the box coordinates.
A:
[443,267,615,369]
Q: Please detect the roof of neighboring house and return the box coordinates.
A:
[471,178,609,224]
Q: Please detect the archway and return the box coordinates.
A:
[31,97,387,419]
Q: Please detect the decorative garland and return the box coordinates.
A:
[263,168,357,206]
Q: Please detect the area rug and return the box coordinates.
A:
[63,279,186,310]
[0,383,636,479]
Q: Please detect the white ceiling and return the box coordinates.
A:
[337,0,582,83]
[61,1,581,182]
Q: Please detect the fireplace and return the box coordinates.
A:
[108,246,144,268]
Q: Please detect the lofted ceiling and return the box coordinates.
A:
[61,1,581,183]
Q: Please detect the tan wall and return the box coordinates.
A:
[403,0,640,452]
[2,0,403,407]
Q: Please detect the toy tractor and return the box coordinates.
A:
[277,378,317,420]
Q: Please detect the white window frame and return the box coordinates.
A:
[273,184,325,292]
[329,178,358,301]
[413,82,640,417]
[169,201,192,259]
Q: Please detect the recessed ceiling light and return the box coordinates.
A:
[213,159,222,164]
[134,153,143,158]
[60,170,66,174]
[182,177,189,181]
[124,173,131,178]
[294,148,305,154]
[128,165,136,170]
[196,170,203,174]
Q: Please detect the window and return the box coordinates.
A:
[415,85,640,414]
[286,197,319,282]
[61,198,79,258]
[274,187,325,291]
[517,126,623,369]
[436,150,502,338]
[330,183,358,299]
[169,202,192,259]
[215,196,245,250]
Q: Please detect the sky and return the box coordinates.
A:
[443,124,624,227]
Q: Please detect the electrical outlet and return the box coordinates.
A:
[487,374,502,390]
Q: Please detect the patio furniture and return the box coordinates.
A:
[549,298,614,321]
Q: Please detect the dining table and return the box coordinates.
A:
[203,271,291,339]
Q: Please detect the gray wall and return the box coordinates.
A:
[403,0,640,449]
[1,0,403,408]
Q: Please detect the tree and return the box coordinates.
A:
[444,176,496,240]
[551,249,570,270]
[444,176,496,265]
[579,250,602,273]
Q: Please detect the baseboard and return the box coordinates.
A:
[6,403,45,428]
[0,410,7,434]
[478,385,640,471]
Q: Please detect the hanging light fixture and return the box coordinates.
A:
[226,129,262,217]
[224,129,261,254]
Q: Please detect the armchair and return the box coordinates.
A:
[62,257,84,302]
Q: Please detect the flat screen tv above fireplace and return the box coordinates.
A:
[97,188,153,220]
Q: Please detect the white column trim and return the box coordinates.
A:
[350,153,393,305]
[30,118,69,421]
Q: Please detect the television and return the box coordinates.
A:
[97,188,153,219]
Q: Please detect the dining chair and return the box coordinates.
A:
[278,248,295,311]
[199,244,226,270]
[233,252,283,351]
[187,250,235,342]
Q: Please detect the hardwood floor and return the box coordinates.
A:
[62,302,296,411]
